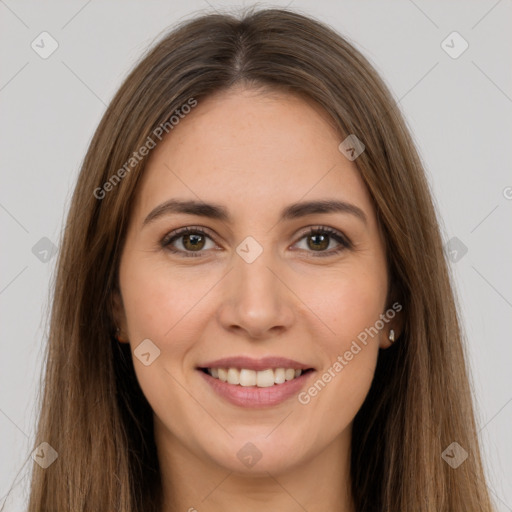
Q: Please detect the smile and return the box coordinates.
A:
[197,356,316,408]
[201,367,311,387]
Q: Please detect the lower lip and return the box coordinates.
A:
[198,369,315,408]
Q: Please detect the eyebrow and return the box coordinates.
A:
[142,198,367,227]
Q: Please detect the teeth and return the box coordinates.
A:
[227,368,240,385]
[206,367,304,387]
[256,369,275,387]
[274,368,286,384]
[239,369,256,387]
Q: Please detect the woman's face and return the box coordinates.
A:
[114,86,395,476]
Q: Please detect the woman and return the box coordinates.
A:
[23,7,494,512]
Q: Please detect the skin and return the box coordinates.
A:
[113,85,403,512]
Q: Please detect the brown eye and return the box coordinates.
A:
[294,226,352,257]
[161,227,215,257]
[161,225,351,259]
[181,233,206,251]
[307,233,330,251]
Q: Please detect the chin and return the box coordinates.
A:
[199,430,310,475]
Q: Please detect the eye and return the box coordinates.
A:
[161,226,216,257]
[293,226,352,257]
[161,225,352,258]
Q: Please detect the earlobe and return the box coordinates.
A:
[114,327,128,344]
[380,325,401,349]
[380,302,405,349]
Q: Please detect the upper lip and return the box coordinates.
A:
[198,356,314,371]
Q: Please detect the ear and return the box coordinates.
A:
[379,300,405,349]
[111,288,129,343]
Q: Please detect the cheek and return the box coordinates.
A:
[118,259,212,426]
[120,257,213,343]
[303,264,388,348]
[297,299,381,440]
[294,265,385,415]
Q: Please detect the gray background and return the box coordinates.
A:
[1,0,511,510]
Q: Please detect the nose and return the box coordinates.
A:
[217,247,295,340]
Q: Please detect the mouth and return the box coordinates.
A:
[196,356,316,408]
[198,367,314,387]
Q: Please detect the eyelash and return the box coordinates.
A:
[160,225,352,258]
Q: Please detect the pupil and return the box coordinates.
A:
[185,234,204,250]
[309,234,328,250]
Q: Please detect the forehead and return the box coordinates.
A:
[132,87,376,226]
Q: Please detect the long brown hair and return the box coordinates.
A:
[12,6,494,511]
